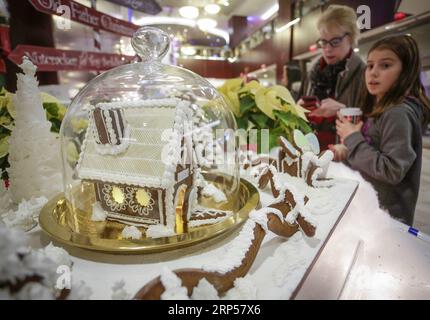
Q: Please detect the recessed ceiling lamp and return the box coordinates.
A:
[205,4,221,15]
[197,18,217,31]
[179,6,199,19]
[181,47,197,56]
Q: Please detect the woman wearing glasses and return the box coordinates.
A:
[299,5,365,150]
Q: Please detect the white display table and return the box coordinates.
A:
[26,162,430,299]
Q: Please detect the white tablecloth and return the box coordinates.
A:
[27,163,430,299]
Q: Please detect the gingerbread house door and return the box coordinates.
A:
[173,183,194,234]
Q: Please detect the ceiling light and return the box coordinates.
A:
[261,4,279,20]
[275,17,301,33]
[133,17,229,44]
[205,4,221,15]
[179,6,199,19]
[181,47,197,56]
[197,18,217,31]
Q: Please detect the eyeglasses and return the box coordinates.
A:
[316,33,350,48]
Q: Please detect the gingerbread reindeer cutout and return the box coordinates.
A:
[134,184,316,300]
[249,130,334,193]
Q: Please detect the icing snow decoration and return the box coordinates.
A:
[201,183,227,203]
[145,224,176,239]
[160,267,189,300]
[191,278,220,300]
[8,57,62,203]
[1,196,48,231]
[111,280,132,300]
[91,202,108,222]
[121,226,142,240]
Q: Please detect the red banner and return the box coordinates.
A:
[8,45,135,71]
[29,0,140,37]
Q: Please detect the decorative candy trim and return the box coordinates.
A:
[94,125,131,155]
[102,184,127,212]
[107,213,159,226]
[95,98,180,111]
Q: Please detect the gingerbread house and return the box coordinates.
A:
[75,98,198,233]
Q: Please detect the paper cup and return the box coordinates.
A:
[339,108,363,124]
[337,108,363,143]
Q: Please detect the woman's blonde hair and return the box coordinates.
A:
[317,5,359,46]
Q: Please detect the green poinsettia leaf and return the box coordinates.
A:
[0,136,9,158]
[239,94,256,115]
[0,131,9,140]
[0,154,8,167]
[297,117,313,134]
[0,115,12,130]
[49,118,62,133]
[1,170,8,181]
[43,102,59,118]
[265,126,284,150]
[249,113,269,129]
[274,110,297,129]
[236,114,249,130]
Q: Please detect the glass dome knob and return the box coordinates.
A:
[131,27,170,62]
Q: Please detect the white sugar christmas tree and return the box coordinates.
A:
[8,57,62,203]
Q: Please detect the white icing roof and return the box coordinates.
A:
[76,99,192,188]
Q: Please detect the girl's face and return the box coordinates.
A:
[366,49,402,102]
[318,26,352,65]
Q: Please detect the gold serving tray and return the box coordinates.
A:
[39,177,260,254]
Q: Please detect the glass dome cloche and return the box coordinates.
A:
[59,27,240,238]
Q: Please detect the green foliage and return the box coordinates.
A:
[219,78,312,152]
[234,91,312,151]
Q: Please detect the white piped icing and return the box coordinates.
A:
[91,202,107,222]
[202,220,257,274]
[191,278,219,300]
[160,267,189,300]
[224,278,258,300]
[279,136,300,157]
[312,150,334,167]
[1,196,48,230]
[249,207,284,232]
[121,226,142,240]
[41,243,72,268]
[146,224,176,239]
[165,184,175,230]
[188,214,231,228]
[111,280,131,300]
[95,98,180,110]
[94,125,131,156]
[0,224,91,300]
[301,152,314,177]
[201,183,227,203]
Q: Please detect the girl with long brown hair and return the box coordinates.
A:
[334,34,430,225]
